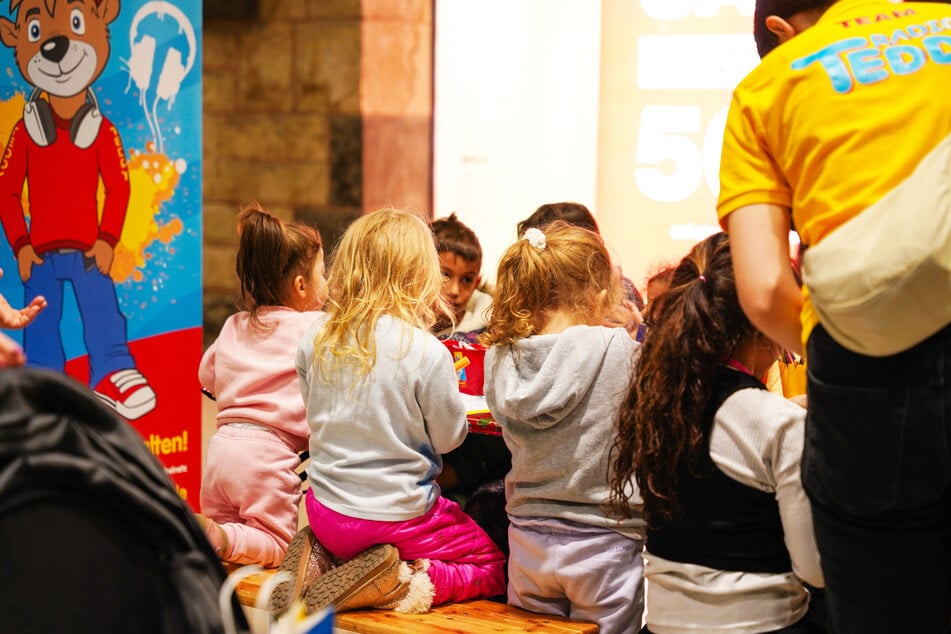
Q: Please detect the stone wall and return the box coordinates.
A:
[201,0,432,348]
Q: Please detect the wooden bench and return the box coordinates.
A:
[230,567,599,633]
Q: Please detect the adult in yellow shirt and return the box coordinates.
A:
[717,1,951,632]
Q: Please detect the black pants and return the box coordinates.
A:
[803,324,951,633]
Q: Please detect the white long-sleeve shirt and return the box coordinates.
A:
[297,314,468,522]
[645,386,823,634]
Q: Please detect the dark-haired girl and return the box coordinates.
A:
[198,203,327,567]
[610,232,823,633]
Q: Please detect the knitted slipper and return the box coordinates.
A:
[302,544,403,614]
[269,527,336,615]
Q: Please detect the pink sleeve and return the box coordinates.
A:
[198,340,217,394]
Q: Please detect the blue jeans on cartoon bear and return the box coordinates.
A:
[23,250,135,387]
[802,323,951,634]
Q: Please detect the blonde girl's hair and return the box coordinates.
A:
[312,207,450,379]
[481,221,622,348]
[235,202,323,329]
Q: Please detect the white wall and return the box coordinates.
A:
[433,0,603,283]
[597,0,759,289]
[433,0,762,290]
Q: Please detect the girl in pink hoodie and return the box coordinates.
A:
[197,203,327,567]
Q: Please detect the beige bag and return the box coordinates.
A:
[802,133,951,357]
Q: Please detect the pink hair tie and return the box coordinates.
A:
[699,275,707,283]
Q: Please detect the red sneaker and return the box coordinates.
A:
[94,369,157,420]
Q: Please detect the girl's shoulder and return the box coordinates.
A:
[375,317,451,370]
[213,310,251,338]
[712,387,807,491]
[724,383,805,416]
[298,311,330,344]
[718,386,807,449]
[377,314,433,334]
[250,307,326,335]
[282,308,325,326]
[221,310,251,325]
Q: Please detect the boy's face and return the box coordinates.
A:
[439,251,481,322]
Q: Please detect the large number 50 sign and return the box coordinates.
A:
[634,105,729,203]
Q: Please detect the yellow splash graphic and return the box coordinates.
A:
[0,92,29,213]
[0,91,25,139]
[0,92,182,284]
[108,143,183,283]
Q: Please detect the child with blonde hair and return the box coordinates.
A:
[289,208,506,615]
[198,203,327,567]
[482,221,646,634]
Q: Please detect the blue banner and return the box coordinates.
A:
[0,0,203,506]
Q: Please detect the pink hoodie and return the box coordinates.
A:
[199,307,321,452]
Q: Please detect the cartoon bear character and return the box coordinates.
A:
[0,0,156,419]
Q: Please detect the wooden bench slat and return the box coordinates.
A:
[228,567,598,633]
[336,601,598,633]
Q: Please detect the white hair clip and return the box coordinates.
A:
[523,227,546,250]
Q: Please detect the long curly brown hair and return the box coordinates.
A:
[608,232,757,525]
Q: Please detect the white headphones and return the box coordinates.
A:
[23,87,103,149]
[127,1,196,106]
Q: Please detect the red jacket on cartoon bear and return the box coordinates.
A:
[0,111,129,255]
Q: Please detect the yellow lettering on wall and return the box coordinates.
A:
[144,430,190,456]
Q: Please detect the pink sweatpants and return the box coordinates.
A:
[305,489,506,605]
[201,424,302,567]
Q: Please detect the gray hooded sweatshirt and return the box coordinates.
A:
[484,324,645,539]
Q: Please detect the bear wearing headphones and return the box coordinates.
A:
[0,0,156,420]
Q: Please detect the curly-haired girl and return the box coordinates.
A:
[610,232,823,633]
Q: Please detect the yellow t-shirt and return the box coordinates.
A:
[717,0,951,348]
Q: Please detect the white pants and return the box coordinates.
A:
[507,519,645,634]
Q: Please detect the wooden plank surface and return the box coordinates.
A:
[231,567,270,608]
[335,601,598,633]
[230,567,598,633]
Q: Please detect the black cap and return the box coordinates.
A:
[754,0,834,58]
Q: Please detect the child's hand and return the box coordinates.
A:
[604,300,642,336]
[436,464,460,491]
[16,247,43,283]
[83,239,115,275]
[0,269,46,329]
[0,332,25,367]
[196,513,230,558]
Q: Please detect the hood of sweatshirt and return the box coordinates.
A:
[484,325,631,430]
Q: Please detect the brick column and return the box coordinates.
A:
[202,0,434,347]
[360,0,434,217]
